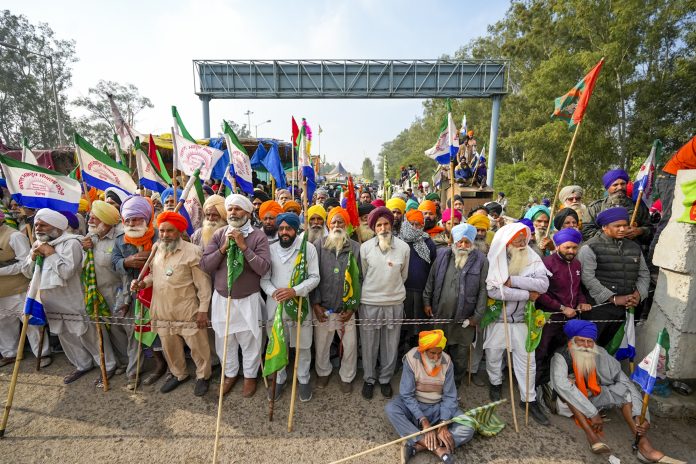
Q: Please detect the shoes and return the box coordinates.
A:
[439,452,456,463]
[221,376,238,396]
[472,371,486,387]
[160,374,190,393]
[194,378,210,397]
[520,400,550,426]
[0,357,16,367]
[489,384,502,401]
[267,382,284,401]
[299,382,313,402]
[316,375,330,389]
[242,377,257,398]
[143,351,167,386]
[94,368,116,389]
[339,380,352,394]
[114,365,127,376]
[63,368,93,384]
[361,381,374,400]
[401,442,416,463]
[380,382,393,398]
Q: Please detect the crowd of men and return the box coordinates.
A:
[0,134,693,463]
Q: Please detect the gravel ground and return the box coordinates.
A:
[0,354,693,463]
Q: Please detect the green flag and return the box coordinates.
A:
[134,299,157,347]
[227,239,244,287]
[480,298,503,329]
[282,233,309,323]
[172,105,196,143]
[82,249,111,328]
[342,251,361,311]
[262,304,289,377]
[524,301,551,352]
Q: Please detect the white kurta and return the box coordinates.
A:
[0,230,31,319]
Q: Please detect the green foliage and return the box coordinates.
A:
[361,157,375,182]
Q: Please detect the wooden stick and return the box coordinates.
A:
[133,299,143,393]
[0,314,30,438]
[212,294,233,463]
[501,300,519,433]
[525,351,530,426]
[92,297,109,392]
[35,325,46,371]
[171,127,179,202]
[633,393,650,452]
[467,345,472,386]
[630,188,643,226]
[268,374,277,422]
[449,158,456,244]
[545,121,582,238]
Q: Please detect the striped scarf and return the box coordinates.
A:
[82,249,111,328]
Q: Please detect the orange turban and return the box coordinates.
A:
[259,200,283,219]
[507,228,527,246]
[405,209,424,225]
[157,212,188,232]
[418,200,437,215]
[418,330,447,352]
[327,206,350,227]
[467,214,491,230]
[283,200,302,213]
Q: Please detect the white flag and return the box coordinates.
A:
[173,133,223,181]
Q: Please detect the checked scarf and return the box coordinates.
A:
[82,249,111,328]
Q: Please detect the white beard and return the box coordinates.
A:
[227,216,247,228]
[569,340,599,378]
[377,232,392,252]
[201,219,226,247]
[474,238,489,254]
[534,229,547,244]
[358,223,375,241]
[307,226,324,244]
[507,246,529,276]
[422,356,441,375]
[323,228,347,254]
[163,238,180,254]
[452,246,471,269]
[124,224,147,238]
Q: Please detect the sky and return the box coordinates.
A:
[6,0,510,173]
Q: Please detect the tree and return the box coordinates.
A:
[0,10,76,148]
[361,157,375,182]
[220,120,251,138]
[72,80,153,147]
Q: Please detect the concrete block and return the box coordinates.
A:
[652,268,696,332]
[649,390,696,419]
[637,304,696,379]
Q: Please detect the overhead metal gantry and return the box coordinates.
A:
[193,59,509,186]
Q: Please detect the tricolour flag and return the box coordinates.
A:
[0,153,82,213]
[424,99,459,164]
[172,105,196,143]
[24,257,47,326]
[551,58,605,129]
[263,303,288,377]
[606,308,636,361]
[460,114,467,136]
[135,137,168,193]
[21,137,39,165]
[75,132,137,195]
[108,93,144,152]
[173,133,224,182]
[296,123,316,201]
[633,141,659,202]
[631,328,670,394]
[223,121,254,194]
[342,251,361,311]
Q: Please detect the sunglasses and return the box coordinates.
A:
[566,196,582,202]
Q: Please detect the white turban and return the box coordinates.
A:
[35,208,69,231]
[225,194,254,213]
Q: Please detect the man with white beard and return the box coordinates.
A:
[356,203,376,242]
[112,195,163,389]
[200,194,271,398]
[523,205,552,257]
[558,185,589,226]
[311,206,361,393]
[81,200,127,386]
[423,223,488,386]
[484,222,550,425]
[359,207,410,400]
[304,204,327,244]
[22,209,116,384]
[191,194,227,249]
[550,320,684,463]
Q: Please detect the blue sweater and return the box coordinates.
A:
[404,237,437,291]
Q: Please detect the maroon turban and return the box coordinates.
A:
[367,206,394,230]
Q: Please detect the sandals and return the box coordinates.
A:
[637,451,686,464]
[93,369,116,388]
[63,368,93,384]
[590,442,611,454]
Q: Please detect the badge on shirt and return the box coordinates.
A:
[166,267,173,277]
[333,267,339,274]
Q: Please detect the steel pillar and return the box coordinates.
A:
[487,95,502,188]
[201,95,211,138]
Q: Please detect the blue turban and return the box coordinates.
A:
[60,211,79,230]
[161,187,183,205]
[524,205,551,222]
[451,223,477,244]
[276,212,301,231]
[518,218,535,234]
[596,207,629,226]
[564,319,598,341]
[552,228,582,246]
[602,169,629,189]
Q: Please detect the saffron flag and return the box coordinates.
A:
[223,121,254,194]
[291,116,300,149]
[135,137,169,193]
[75,132,137,195]
[606,308,636,361]
[424,99,459,164]
[24,257,47,326]
[551,58,605,129]
[0,153,82,213]
[633,141,659,202]
[173,133,224,181]
[282,233,309,323]
[21,137,39,165]
[342,251,361,311]
[263,303,288,377]
[631,328,670,394]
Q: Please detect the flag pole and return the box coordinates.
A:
[449,157,456,244]
[288,178,309,433]
[525,351,530,426]
[23,224,47,372]
[630,188,643,226]
[632,393,650,453]
[545,120,582,238]
[171,127,179,201]
[501,299,519,433]
[133,299,143,393]
[0,313,30,438]
[212,291,233,463]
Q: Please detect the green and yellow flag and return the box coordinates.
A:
[263,304,288,377]
[342,251,361,311]
[82,249,111,328]
[282,233,309,323]
[524,301,551,352]
[480,298,503,329]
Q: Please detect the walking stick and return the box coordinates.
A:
[212,294,233,463]
[268,374,277,422]
[0,313,30,438]
[133,299,143,393]
[525,352,530,426]
[35,325,46,371]
[92,297,109,392]
[545,121,582,238]
[501,300,519,433]
[467,345,472,386]
[287,299,303,433]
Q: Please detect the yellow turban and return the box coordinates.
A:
[418,329,447,352]
[418,200,437,215]
[91,200,120,226]
[386,198,406,214]
[306,204,327,222]
[467,214,491,230]
[78,198,89,214]
[203,194,226,219]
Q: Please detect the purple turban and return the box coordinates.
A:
[60,211,79,230]
[441,208,462,223]
[367,206,394,230]
[564,319,598,341]
[518,218,535,234]
[596,207,629,226]
[602,169,630,189]
[121,195,153,222]
[552,228,582,246]
[276,212,301,231]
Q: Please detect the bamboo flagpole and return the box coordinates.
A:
[501,299,519,433]
[545,120,582,238]
[525,352,530,426]
[171,127,180,201]
[132,242,160,392]
[212,293,233,463]
[449,157,457,244]
[630,188,643,226]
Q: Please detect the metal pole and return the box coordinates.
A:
[486,95,502,188]
[201,96,211,138]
